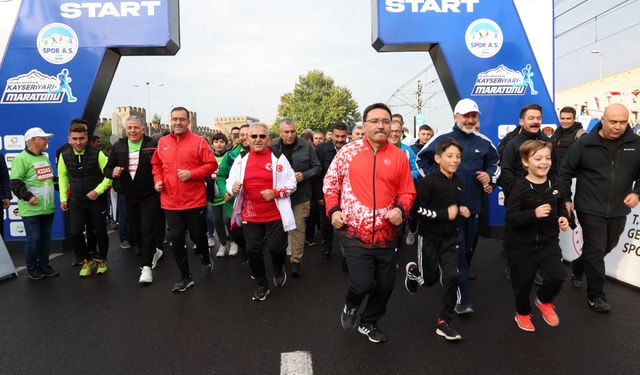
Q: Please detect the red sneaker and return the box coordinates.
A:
[514,313,535,332]
[535,298,559,326]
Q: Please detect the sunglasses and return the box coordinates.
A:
[249,134,268,139]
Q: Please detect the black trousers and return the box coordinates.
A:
[305,199,319,242]
[344,245,396,325]
[69,196,108,260]
[126,194,161,267]
[244,220,287,287]
[509,243,566,315]
[319,209,334,254]
[417,236,458,322]
[573,212,626,299]
[165,207,209,278]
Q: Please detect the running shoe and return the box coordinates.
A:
[436,319,462,341]
[514,313,535,332]
[96,260,108,275]
[79,259,96,278]
[535,297,559,326]
[358,322,387,344]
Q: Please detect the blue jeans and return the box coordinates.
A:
[22,213,54,269]
[206,203,215,239]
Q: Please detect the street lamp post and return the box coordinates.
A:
[133,81,164,135]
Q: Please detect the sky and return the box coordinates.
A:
[100,0,640,133]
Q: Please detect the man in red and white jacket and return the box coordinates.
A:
[151,107,218,293]
[324,103,416,344]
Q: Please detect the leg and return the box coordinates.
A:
[577,212,614,299]
[290,201,310,264]
[438,239,459,322]
[183,206,211,263]
[69,201,91,260]
[90,197,109,260]
[320,209,334,256]
[206,202,215,241]
[165,210,190,278]
[536,243,567,304]
[212,204,228,246]
[21,215,41,270]
[305,199,318,243]
[117,193,129,244]
[360,248,396,324]
[418,237,441,287]
[244,222,268,286]
[343,245,376,309]
[508,250,538,315]
[139,195,161,267]
[264,220,287,273]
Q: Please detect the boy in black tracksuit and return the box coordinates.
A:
[505,140,569,332]
[404,139,468,341]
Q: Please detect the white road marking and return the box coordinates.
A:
[281,351,313,375]
[15,252,64,273]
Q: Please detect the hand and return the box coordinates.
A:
[623,193,639,208]
[318,199,325,206]
[232,182,242,194]
[210,173,217,180]
[459,206,471,219]
[483,184,493,194]
[535,203,552,218]
[476,171,490,186]
[295,172,304,182]
[565,201,573,213]
[154,181,164,192]
[384,207,403,226]
[331,211,347,229]
[177,169,191,181]
[61,201,68,212]
[2,198,10,209]
[112,166,124,178]
[223,193,233,202]
[260,189,275,201]
[558,217,569,231]
[86,190,99,200]
[447,204,458,220]
[28,196,38,206]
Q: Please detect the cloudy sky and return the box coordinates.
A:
[100,0,640,132]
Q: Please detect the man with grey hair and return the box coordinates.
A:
[227,123,297,301]
[352,124,365,141]
[105,115,163,284]
[271,118,321,277]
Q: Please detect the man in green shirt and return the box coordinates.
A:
[58,122,112,277]
[10,127,58,280]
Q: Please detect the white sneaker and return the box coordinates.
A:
[139,266,153,284]
[152,248,163,269]
[405,230,417,246]
[208,237,216,247]
[228,242,238,256]
[216,244,227,258]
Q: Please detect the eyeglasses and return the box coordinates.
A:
[249,134,268,139]
[366,118,391,125]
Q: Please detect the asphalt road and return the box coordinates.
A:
[1,234,639,374]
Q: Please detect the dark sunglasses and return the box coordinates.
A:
[249,134,268,139]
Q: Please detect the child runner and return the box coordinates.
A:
[505,140,569,332]
[405,139,468,341]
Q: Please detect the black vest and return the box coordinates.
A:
[61,146,103,199]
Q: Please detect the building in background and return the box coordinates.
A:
[214,116,260,136]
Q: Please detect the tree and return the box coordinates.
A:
[95,120,112,149]
[276,70,360,133]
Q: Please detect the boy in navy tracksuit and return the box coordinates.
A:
[505,140,569,332]
[404,139,469,341]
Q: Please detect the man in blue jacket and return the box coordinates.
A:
[416,98,500,315]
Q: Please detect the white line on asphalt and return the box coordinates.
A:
[281,351,313,375]
[14,252,64,273]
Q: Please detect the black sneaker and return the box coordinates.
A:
[404,262,420,295]
[274,265,287,287]
[201,251,213,274]
[340,304,358,330]
[588,296,611,313]
[290,262,301,278]
[570,274,583,288]
[252,286,270,301]
[27,268,44,280]
[357,322,387,344]
[436,319,462,341]
[71,257,83,266]
[172,277,194,293]
[40,265,59,277]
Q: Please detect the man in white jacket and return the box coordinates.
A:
[227,123,297,301]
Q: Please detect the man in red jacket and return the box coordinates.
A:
[152,107,218,293]
[324,103,416,344]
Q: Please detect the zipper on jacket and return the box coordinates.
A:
[371,149,377,247]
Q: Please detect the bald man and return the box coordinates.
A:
[561,103,640,313]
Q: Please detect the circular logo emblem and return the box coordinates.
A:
[265,163,273,171]
[465,18,503,59]
[37,23,79,65]
[276,165,284,173]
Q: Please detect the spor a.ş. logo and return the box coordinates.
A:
[37,23,79,65]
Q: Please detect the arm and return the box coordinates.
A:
[93,151,112,196]
[484,140,501,185]
[498,143,517,195]
[9,158,34,202]
[504,184,537,227]
[0,155,11,199]
[151,148,164,184]
[274,156,297,198]
[103,144,120,179]
[226,155,243,195]
[323,148,344,218]
[189,138,218,180]
[57,155,69,203]
[407,147,420,182]
[559,141,581,203]
[396,153,417,215]
[302,144,321,180]
[415,179,448,222]
[416,140,437,177]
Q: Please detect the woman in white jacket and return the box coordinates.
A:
[226,123,297,301]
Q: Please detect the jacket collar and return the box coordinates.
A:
[582,122,636,146]
[363,136,390,153]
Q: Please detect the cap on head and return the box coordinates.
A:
[24,127,54,141]
[454,98,481,115]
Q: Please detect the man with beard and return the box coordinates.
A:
[416,98,500,315]
[315,122,348,258]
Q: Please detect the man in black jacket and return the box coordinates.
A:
[104,116,162,284]
[0,153,11,238]
[314,122,348,258]
[560,103,640,312]
[271,119,321,277]
[551,106,585,163]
